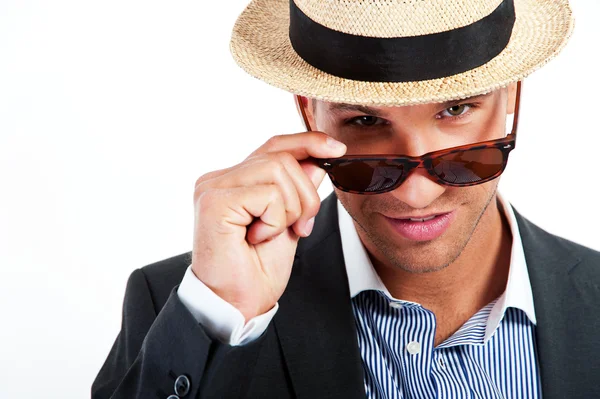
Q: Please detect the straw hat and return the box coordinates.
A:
[229,0,574,106]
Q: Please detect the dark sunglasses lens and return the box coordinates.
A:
[329,160,406,193]
[432,147,505,184]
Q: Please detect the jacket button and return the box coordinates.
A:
[174,374,191,397]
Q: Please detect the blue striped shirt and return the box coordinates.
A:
[352,292,540,398]
[337,195,541,398]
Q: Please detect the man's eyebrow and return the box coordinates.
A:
[327,91,494,116]
[440,91,493,108]
[327,103,387,117]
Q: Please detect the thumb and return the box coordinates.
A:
[300,161,327,189]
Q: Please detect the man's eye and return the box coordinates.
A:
[347,116,386,127]
[440,104,471,118]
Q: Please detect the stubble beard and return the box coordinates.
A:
[341,185,499,274]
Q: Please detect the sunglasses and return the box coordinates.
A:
[297,82,522,195]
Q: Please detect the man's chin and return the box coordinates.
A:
[384,253,455,274]
[371,235,466,274]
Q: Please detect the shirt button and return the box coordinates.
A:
[389,302,403,310]
[438,357,446,368]
[406,341,421,355]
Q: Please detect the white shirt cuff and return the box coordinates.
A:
[177,265,278,346]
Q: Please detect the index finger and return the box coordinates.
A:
[248,132,347,161]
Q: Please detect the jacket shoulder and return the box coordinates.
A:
[138,251,192,311]
[514,208,600,279]
[548,232,600,280]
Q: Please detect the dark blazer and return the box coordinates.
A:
[92,194,600,399]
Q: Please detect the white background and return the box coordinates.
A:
[0,0,598,397]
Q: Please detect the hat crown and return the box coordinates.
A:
[293,0,505,38]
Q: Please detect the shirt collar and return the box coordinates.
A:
[337,193,537,342]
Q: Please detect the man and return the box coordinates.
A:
[93,0,600,398]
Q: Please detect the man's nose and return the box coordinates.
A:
[389,167,445,210]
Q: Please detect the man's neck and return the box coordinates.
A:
[368,198,512,346]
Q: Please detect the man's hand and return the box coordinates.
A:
[191,132,347,321]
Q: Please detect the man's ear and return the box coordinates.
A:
[506,82,518,115]
[294,95,317,131]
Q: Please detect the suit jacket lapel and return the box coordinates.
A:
[274,194,366,399]
[515,208,600,399]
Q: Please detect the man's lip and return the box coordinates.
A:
[385,211,452,220]
[383,210,457,241]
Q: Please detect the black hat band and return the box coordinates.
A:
[289,0,516,82]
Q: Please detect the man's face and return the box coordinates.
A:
[303,84,518,273]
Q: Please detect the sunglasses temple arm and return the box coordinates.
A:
[511,81,522,140]
[305,156,329,170]
[295,95,312,131]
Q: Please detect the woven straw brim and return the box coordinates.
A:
[230,0,574,106]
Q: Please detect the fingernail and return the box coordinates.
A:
[304,217,315,236]
[326,137,346,150]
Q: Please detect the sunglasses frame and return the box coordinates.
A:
[296,81,522,194]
